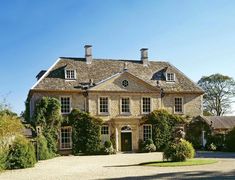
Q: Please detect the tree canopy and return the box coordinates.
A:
[198,73,235,116]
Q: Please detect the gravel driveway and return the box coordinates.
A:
[0,152,235,180]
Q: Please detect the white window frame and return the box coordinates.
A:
[143,124,152,141]
[166,73,175,82]
[98,96,110,115]
[174,97,184,114]
[60,96,71,114]
[60,126,72,150]
[141,97,152,114]
[65,69,76,80]
[101,125,109,135]
[120,97,131,115]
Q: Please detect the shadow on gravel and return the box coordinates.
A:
[196,151,235,159]
[102,170,235,180]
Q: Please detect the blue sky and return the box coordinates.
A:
[0,0,235,114]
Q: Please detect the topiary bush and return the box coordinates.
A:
[69,109,103,155]
[142,139,156,153]
[225,127,235,152]
[6,136,36,169]
[163,139,195,162]
[141,109,186,151]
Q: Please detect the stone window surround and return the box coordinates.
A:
[166,73,175,82]
[174,97,184,114]
[141,97,152,114]
[65,69,76,80]
[120,96,131,115]
[60,96,72,114]
[98,96,110,115]
[60,126,72,150]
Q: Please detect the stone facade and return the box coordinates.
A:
[29,46,204,153]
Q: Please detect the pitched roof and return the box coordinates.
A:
[202,116,235,130]
[31,57,204,93]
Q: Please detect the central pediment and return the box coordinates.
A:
[89,71,160,92]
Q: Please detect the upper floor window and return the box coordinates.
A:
[65,69,76,79]
[142,97,151,114]
[175,97,183,113]
[61,97,71,114]
[166,73,175,82]
[60,126,72,150]
[121,97,130,114]
[99,97,109,114]
[143,124,152,141]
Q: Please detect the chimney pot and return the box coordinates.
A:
[140,48,148,66]
[84,45,92,64]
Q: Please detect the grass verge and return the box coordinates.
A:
[140,158,218,167]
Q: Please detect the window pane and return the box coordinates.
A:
[100,97,108,113]
[143,125,152,141]
[101,126,109,135]
[175,98,183,113]
[60,127,72,149]
[143,97,151,113]
[61,97,71,114]
[121,98,130,113]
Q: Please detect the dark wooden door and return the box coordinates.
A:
[121,132,132,151]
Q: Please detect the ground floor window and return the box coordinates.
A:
[143,124,152,141]
[60,126,72,150]
[101,125,110,143]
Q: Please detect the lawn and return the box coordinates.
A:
[140,158,218,167]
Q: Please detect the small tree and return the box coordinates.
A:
[141,109,186,150]
[198,74,235,116]
[69,109,103,154]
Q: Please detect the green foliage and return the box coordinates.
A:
[225,127,235,152]
[102,140,115,155]
[206,143,217,151]
[163,139,195,162]
[69,109,103,154]
[0,147,7,170]
[33,97,63,158]
[0,114,23,146]
[142,139,156,153]
[36,135,52,160]
[23,97,30,123]
[142,109,186,150]
[33,97,62,128]
[6,136,36,169]
[185,117,211,149]
[198,73,235,116]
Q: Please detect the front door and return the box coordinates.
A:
[121,132,132,151]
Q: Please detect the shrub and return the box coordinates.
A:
[163,139,195,162]
[0,147,7,170]
[142,139,156,153]
[225,127,235,152]
[185,117,211,149]
[6,136,36,169]
[69,109,103,154]
[102,140,115,155]
[141,109,186,151]
[36,135,51,160]
[206,143,217,151]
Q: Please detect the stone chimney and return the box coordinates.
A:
[140,48,148,66]
[85,45,92,64]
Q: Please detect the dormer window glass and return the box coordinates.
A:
[166,73,175,82]
[65,70,76,79]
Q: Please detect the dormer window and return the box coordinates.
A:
[166,73,175,82]
[65,70,76,80]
